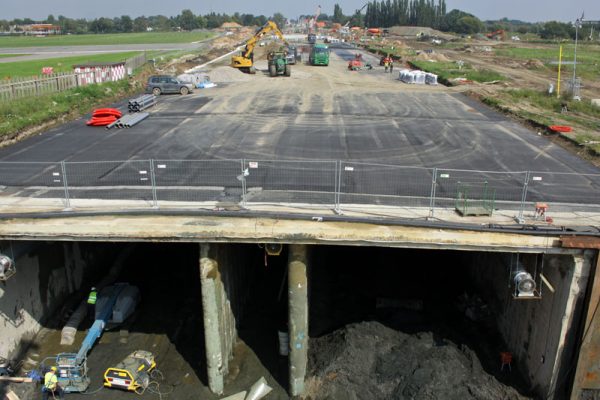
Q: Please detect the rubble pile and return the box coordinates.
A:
[307,321,531,400]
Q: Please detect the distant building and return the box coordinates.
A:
[23,24,61,35]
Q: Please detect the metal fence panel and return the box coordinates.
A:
[0,161,66,208]
[434,169,527,211]
[153,159,243,205]
[526,171,600,212]
[243,160,337,206]
[64,160,153,206]
[339,162,434,208]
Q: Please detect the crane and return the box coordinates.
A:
[308,5,321,34]
[356,3,368,14]
[231,20,289,74]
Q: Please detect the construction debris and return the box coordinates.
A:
[4,390,20,400]
[0,377,33,383]
[307,321,530,400]
[106,113,149,129]
[245,377,272,400]
[218,377,271,400]
[220,391,247,400]
[128,95,157,112]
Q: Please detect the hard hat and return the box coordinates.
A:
[50,366,57,372]
[91,287,96,291]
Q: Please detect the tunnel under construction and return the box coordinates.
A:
[0,221,599,400]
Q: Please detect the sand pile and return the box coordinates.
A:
[307,321,531,400]
[524,59,545,69]
[208,66,252,83]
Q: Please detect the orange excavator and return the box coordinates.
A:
[486,29,505,40]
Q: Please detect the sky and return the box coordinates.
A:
[2,0,599,23]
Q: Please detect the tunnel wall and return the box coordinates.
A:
[200,243,254,394]
[0,241,100,361]
[464,251,593,399]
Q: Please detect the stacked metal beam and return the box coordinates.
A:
[128,95,156,112]
[106,113,149,129]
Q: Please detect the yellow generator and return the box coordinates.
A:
[104,350,156,393]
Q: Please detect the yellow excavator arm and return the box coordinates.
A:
[231,21,289,73]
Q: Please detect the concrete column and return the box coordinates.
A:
[200,244,225,395]
[288,244,308,397]
[547,250,594,399]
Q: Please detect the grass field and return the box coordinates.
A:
[0,52,141,78]
[410,60,505,84]
[0,54,21,58]
[0,31,214,48]
[0,79,135,136]
[494,43,600,80]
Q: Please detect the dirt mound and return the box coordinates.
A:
[307,321,530,400]
[208,66,252,83]
[387,26,455,41]
[524,59,545,69]
[414,52,450,62]
[221,22,242,29]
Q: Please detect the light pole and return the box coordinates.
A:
[572,13,583,99]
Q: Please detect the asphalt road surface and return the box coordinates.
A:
[0,40,214,63]
[0,44,599,208]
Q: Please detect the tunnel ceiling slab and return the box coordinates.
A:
[0,215,583,254]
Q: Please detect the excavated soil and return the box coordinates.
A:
[306,321,531,400]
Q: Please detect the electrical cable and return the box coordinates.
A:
[134,368,173,399]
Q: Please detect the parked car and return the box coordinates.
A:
[145,75,194,95]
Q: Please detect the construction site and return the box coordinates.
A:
[0,15,599,400]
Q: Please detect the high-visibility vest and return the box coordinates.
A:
[44,372,58,390]
[87,290,97,305]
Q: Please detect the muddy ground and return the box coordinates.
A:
[306,321,530,400]
[3,243,288,400]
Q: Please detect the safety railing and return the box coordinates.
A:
[0,159,599,224]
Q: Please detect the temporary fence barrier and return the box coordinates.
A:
[338,162,433,210]
[153,159,244,205]
[0,53,147,102]
[0,160,598,222]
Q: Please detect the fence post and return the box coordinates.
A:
[149,159,158,209]
[61,161,71,211]
[240,159,247,207]
[517,171,531,223]
[334,160,342,213]
[429,168,437,219]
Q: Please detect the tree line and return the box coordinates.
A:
[0,11,278,34]
[364,0,447,30]
[1,7,592,39]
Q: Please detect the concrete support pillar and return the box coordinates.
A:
[200,244,226,395]
[288,244,308,397]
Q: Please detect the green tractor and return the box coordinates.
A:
[267,51,291,77]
